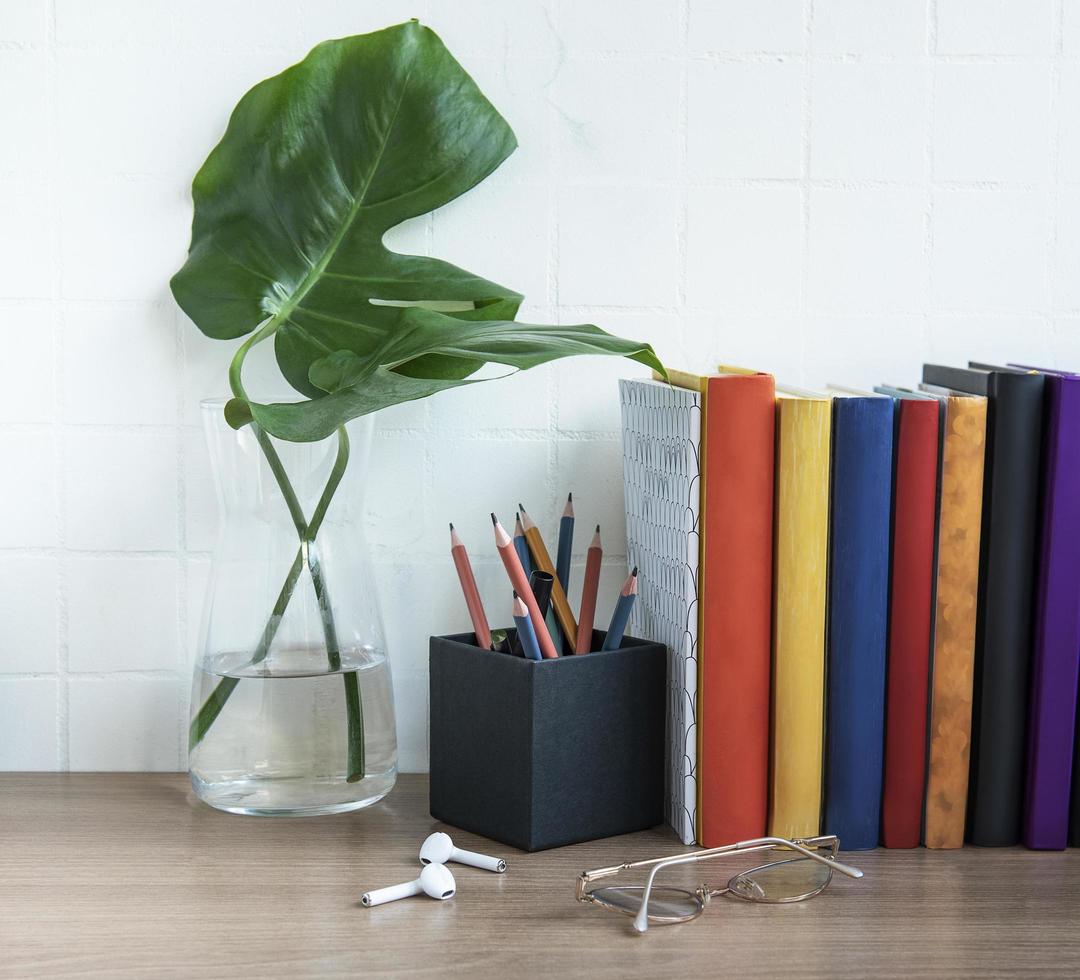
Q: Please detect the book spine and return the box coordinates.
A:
[619,379,702,846]
[966,372,1045,846]
[1023,377,1080,849]
[768,398,830,840]
[823,398,894,850]
[698,375,775,846]
[881,399,939,848]
[923,397,987,848]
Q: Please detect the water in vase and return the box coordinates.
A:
[189,645,397,816]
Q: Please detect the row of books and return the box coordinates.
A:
[619,363,1080,850]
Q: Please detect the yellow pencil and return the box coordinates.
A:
[518,504,578,648]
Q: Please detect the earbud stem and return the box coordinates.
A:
[454,847,506,873]
[362,878,422,907]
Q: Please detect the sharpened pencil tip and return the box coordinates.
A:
[518,502,526,514]
[596,523,600,533]
[567,491,573,502]
[512,590,518,598]
[449,522,453,531]
[631,566,638,576]
[491,512,498,525]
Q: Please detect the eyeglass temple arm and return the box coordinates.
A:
[579,834,855,886]
[630,837,863,936]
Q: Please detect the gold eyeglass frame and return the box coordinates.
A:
[576,834,864,934]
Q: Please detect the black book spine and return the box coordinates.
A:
[966,371,1045,846]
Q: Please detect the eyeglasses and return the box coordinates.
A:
[576,834,863,934]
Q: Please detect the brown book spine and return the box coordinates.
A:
[923,396,987,848]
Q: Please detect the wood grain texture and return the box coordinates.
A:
[924,396,987,849]
[2,774,1079,979]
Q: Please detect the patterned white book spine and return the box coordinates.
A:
[619,378,701,845]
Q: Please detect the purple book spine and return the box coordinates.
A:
[1022,373,1080,849]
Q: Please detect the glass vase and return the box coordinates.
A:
[188,400,397,815]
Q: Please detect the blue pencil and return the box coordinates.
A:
[513,513,533,578]
[556,492,574,594]
[513,591,543,662]
[600,567,638,652]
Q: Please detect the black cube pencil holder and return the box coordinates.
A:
[428,629,666,852]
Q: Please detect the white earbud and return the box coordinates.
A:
[361,863,457,907]
[419,832,507,873]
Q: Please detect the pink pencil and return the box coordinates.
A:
[492,513,559,659]
[575,524,603,653]
[450,523,492,650]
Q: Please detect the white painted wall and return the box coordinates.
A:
[1,0,1077,772]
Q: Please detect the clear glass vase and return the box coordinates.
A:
[188,400,397,815]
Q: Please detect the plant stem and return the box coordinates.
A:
[306,428,365,781]
[190,328,365,781]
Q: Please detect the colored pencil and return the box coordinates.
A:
[449,523,492,650]
[492,513,559,659]
[511,570,554,657]
[512,592,543,662]
[600,567,638,651]
[556,492,574,593]
[576,525,603,653]
[513,513,533,578]
[518,503,579,647]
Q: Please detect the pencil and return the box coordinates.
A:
[556,492,574,594]
[511,570,553,657]
[513,512,533,578]
[449,523,492,650]
[575,525,603,653]
[600,566,638,652]
[518,504,579,648]
[512,591,543,662]
[492,513,559,659]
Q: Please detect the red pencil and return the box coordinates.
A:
[492,513,558,659]
[449,523,492,650]
[575,524,603,653]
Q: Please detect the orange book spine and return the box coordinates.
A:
[923,396,987,848]
[698,373,776,845]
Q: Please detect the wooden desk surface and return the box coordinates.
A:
[1,773,1078,978]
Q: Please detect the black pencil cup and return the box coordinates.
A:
[428,630,667,852]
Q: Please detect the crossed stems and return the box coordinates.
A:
[188,425,365,781]
[189,327,365,781]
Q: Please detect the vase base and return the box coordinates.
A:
[190,767,397,817]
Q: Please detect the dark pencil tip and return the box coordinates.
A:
[595,523,601,533]
[512,590,518,598]
[518,502,527,514]
[567,491,573,502]
[490,512,498,525]
[449,522,454,531]
[631,566,638,576]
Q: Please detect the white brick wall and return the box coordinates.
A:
[1,0,1077,772]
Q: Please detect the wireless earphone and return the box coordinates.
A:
[361,863,457,907]
[419,832,507,873]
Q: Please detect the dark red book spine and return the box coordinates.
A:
[881,398,940,847]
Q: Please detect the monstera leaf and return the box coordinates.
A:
[171,21,663,441]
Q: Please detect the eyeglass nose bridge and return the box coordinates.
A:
[728,872,767,900]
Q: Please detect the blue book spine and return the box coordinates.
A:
[824,397,895,850]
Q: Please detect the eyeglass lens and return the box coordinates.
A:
[590,886,703,923]
[727,857,833,902]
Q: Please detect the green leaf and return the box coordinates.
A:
[171,21,664,441]
[236,307,664,441]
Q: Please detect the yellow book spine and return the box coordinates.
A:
[768,397,831,840]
